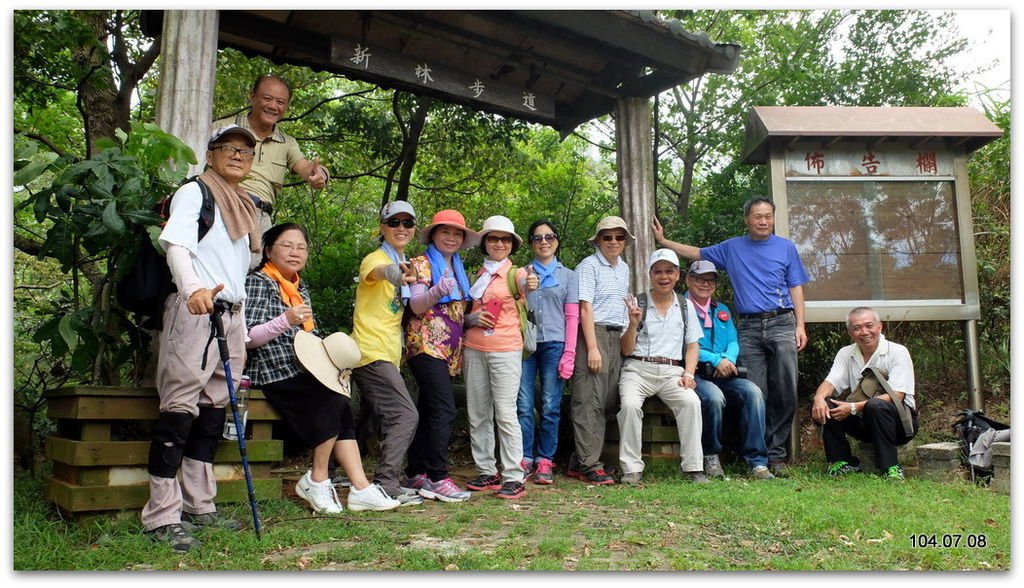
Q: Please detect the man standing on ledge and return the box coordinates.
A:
[213,74,329,263]
[653,197,808,476]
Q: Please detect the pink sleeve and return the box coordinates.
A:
[558,302,580,379]
[246,313,293,349]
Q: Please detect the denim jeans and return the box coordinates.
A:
[518,340,565,462]
[693,375,769,468]
[737,311,798,463]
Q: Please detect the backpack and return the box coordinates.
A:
[507,266,537,358]
[952,409,1010,483]
[116,177,215,329]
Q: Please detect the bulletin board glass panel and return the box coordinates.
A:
[788,180,964,302]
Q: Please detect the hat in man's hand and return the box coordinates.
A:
[293,330,362,396]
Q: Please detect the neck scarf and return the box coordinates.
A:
[532,258,561,289]
[261,261,314,331]
[470,257,509,300]
[380,240,410,303]
[690,295,714,329]
[197,169,261,252]
[426,244,471,303]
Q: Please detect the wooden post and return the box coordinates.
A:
[616,97,655,293]
[155,10,219,177]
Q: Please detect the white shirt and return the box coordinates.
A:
[632,293,703,361]
[158,182,251,304]
[825,334,916,410]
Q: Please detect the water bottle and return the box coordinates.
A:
[223,375,250,440]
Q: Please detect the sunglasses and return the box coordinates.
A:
[485,235,514,244]
[601,234,627,242]
[530,233,557,243]
[384,218,416,229]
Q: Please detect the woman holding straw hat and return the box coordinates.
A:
[244,222,400,514]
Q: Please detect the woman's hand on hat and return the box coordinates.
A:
[287,304,312,325]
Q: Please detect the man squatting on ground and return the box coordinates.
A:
[141,125,262,552]
[810,307,918,481]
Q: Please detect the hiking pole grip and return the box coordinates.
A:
[211,309,230,363]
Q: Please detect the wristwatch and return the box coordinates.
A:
[849,402,858,416]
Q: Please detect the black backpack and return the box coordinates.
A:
[116,177,215,329]
[952,409,1010,483]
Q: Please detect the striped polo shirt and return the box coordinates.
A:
[575,251,630,329]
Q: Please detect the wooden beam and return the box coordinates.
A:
[329,32,556,122]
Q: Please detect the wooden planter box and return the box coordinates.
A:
[44,385,283,514]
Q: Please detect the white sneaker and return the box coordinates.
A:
[296,470,344,514]
[347,483,402,511]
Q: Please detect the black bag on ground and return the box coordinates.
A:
[952,409,1010,483]
[116,177,215,329]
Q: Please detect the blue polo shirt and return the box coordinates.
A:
[700,234,808,315]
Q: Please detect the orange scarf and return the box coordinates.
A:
[261,261,314,332]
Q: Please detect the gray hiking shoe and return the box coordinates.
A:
[685,471,711,484]
[703,454,725,479]
[750,465,776,480]
[181,511,244,531]
[147,523,201,552]
[619,471,643,485]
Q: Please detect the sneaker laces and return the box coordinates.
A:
[886,465,904,478]
[536,460,553,474]
[827,461,850,475]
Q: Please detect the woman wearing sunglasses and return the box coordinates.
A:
[349,201,424,506]
[516,219,578,485]
[463,215,532,499]
[400,210,479,503]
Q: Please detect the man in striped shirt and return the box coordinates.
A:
[566,216,634,485]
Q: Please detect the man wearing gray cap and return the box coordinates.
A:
[684,260,773,480]
[617,249,707,484]
[653,197,808,476]
[141,125,261,552]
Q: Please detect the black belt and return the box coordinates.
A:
[628,355,681,367]
[739,308,793,320]
[213,300,243,314]
[600,324,623,332]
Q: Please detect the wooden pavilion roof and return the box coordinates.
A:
[142,9,740,135]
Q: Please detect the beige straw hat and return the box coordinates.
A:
[293,330,362,396]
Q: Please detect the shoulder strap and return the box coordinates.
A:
[862,367,915,437]
[193,178,215,242]
[636,292,648,333]
[507,266,528,329]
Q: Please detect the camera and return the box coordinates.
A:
[697,362,748,379]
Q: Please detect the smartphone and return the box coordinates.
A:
[483,298,502,321]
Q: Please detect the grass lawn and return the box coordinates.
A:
[12,458,1010,571]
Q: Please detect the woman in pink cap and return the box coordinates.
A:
[400,210,479,503]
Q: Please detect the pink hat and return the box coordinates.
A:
[419,209,479,248]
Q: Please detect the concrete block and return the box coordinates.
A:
[914,441,963,482]
[856,440,915,473]
[989,442,1010,494]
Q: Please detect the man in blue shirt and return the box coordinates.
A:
[654,197,809,476]
[684,261,773,480]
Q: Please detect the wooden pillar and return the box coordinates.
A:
[615,97,655,293]
[155,10,219,176]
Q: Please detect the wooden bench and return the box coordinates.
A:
[44,385,283,514]
[602,396,683,467]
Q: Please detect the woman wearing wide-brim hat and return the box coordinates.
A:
[244,223,400,515]
[462,215,532,500]
[400,209,478,503]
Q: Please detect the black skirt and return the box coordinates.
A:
[260,370,356,448]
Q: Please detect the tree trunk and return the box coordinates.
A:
[676,145,697,222]
[394,96,435,204]
[76,11,120,156]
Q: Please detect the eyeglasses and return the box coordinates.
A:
[384,218,416,229]
[274,242,308,253]
[530,233,557,243]
[210,145,256,159]
[485,235,514,244]
[690,276,717,285]
[601,234,627,242]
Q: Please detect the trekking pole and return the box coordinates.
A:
[211,310,263,539]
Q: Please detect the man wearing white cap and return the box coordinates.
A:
[653,197,809,476]
[617,249,707,484]
[567,216,633,485]
[141,125,261,552]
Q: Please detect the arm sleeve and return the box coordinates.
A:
[246,313,293,348]
[824,350,851,395]
[165,244,203,298]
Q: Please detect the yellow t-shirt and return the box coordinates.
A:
[352,248,404,367]
[212,115,305,206]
